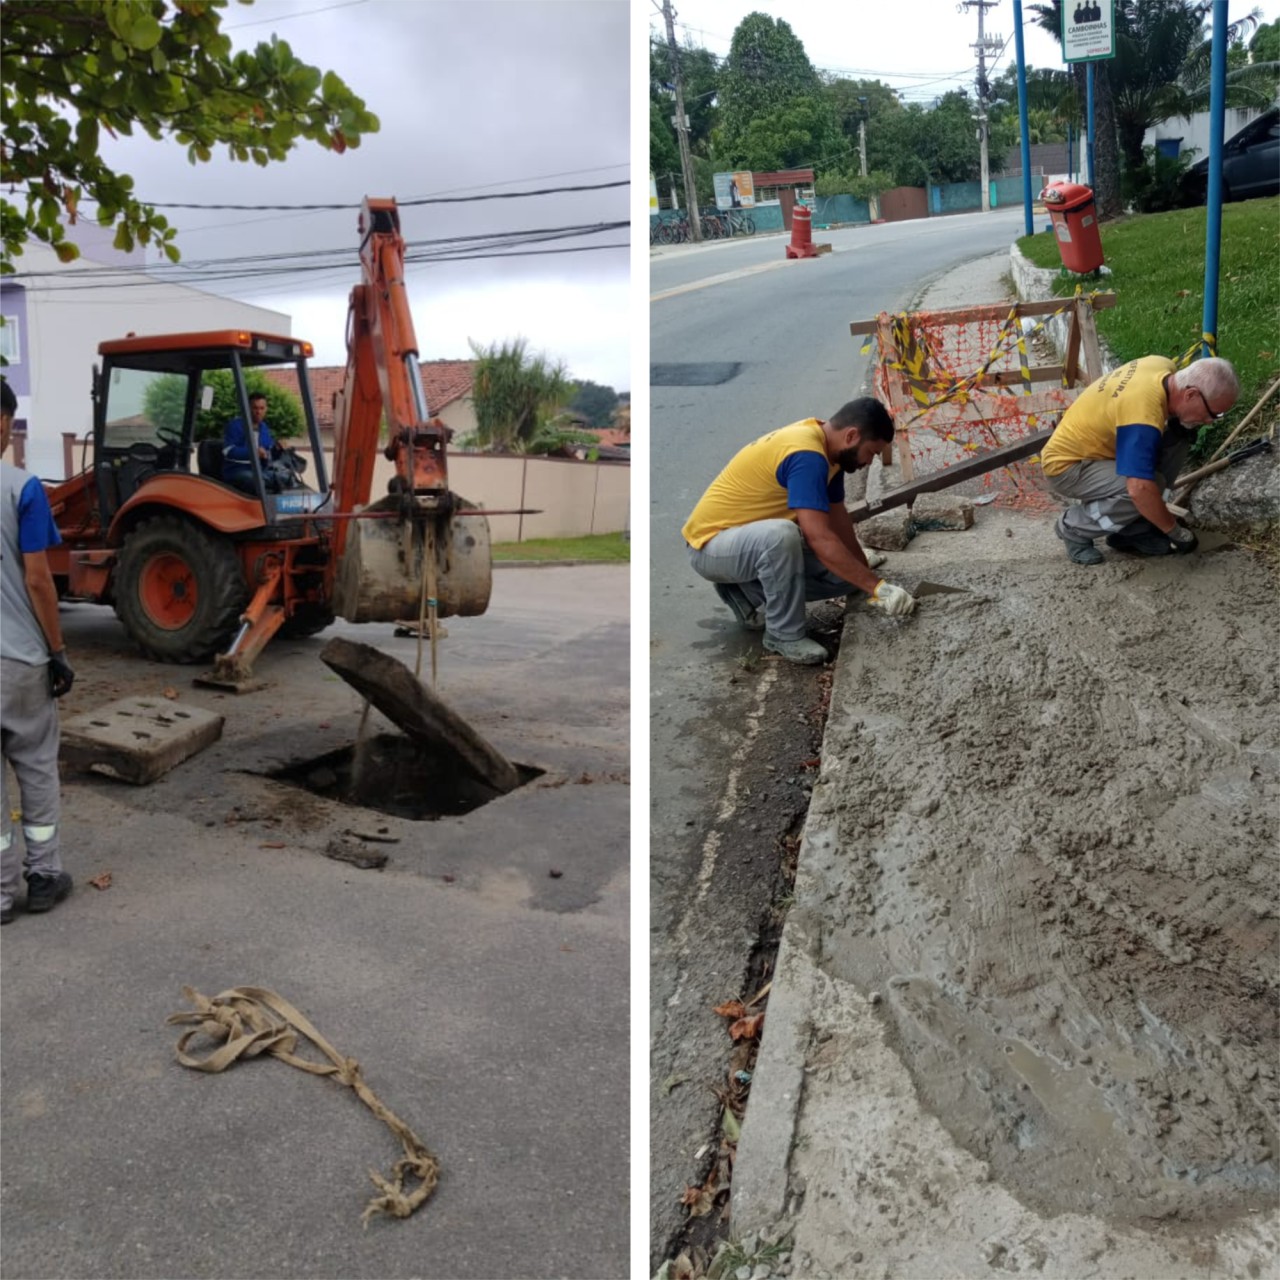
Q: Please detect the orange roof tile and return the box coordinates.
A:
[260,360,475,429]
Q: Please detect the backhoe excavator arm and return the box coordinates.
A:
[325,197,492,629]
[329,197,450,566]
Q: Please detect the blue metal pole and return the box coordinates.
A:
[1202,0,1228,358]
[1086,62,1096,187]
[1013,0,1034,236]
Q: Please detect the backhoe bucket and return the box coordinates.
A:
[332,497,491,624]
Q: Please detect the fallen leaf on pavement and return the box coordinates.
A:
[712,999,746,1020]
[728,1013,764,1041]
[163,687,179,700]
[721,1107,741,1142]
[88,872,112,890]
[679,1164,719,1217]
[671,1252,696,1280]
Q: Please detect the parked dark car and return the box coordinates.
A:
[1180,107,1280,204]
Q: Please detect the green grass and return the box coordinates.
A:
[490,531,630,562]
[1017,198,1280,458]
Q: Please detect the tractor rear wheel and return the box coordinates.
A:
[114,515,248,663]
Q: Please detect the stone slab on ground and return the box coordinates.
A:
[1186,445,1280,533]
[319,636,520,794]
[59,696,224,785]
[855,507,913,551]
[910,492,974,530]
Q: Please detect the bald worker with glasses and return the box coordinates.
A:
[1039,355,1239,564]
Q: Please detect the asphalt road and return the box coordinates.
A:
[1,566,630,1280]
[648,207,1031,1264]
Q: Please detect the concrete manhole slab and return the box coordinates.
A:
[61,697,224,785]
[650,362,743,386]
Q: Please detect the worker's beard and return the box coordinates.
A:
[836,447,867,472]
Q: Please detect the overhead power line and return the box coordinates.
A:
[12,221,630,292]
[139,179,629,212]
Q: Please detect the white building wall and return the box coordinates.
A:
[9,241,290,479]
[1143,105,1268,162]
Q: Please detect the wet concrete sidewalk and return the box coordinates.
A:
[728,252,1280,1277]
[1,566,629,1280]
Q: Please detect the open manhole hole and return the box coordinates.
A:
[271,733,542,821]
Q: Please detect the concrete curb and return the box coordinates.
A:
[1008,244,1118,372]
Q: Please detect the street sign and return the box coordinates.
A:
[1062,0,1115,62]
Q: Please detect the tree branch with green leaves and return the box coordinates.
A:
[1,0,379,273]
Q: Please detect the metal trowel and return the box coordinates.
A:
[911,581,971,598]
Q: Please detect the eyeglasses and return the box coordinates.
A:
[1192,388,1226,421]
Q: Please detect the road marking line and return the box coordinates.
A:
[665,662,780,1010]
[651,259,793,303]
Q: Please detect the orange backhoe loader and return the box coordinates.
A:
[42,197,491,688]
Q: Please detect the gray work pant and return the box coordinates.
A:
[687,519,856,641]
[1048,430,1192,541]
[1,658,64,912]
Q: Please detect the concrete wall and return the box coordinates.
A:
[322,449,630,543]
[8,241,290,480]
[810,195,871,226]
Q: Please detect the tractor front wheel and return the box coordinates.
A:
[114,515,248,663]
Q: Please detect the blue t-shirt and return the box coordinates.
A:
[776,451,845,512]
[223,416,274,464]
[1,465,62,664]
[1114,423,1163,481]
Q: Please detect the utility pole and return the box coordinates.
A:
[857,95,880,222]
[661,0,701,242]
[961,0,1001,212]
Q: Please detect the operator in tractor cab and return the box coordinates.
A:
[222,391,304,495]
[681,397,917,666]
[1041,355,1240,565]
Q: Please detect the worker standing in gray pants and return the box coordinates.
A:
[1,378,75,925]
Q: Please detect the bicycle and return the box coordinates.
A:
[698,209,726,238]
[726,209,756,236]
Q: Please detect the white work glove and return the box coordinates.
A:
[869,580,916,616]
[1166,523,1198,554]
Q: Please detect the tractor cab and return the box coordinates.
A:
[92,329,331,530]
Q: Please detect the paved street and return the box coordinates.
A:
[648,208,1031,1263]
[1,566,629,1280]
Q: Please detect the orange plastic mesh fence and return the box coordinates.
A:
[866,302,1079,511]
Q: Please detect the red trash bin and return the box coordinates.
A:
[1040,181,1104,273]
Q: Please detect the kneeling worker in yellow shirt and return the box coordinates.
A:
[681,397,917,666]
[1040,355,1239,565]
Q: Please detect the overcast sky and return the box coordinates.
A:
[656,0,1277,104]
[91,0,630,389]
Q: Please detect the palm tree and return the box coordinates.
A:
[1110,1,1262,173]
[467,338,575,453]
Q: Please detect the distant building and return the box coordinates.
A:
[260,359,478,445]
[0,221,289,478]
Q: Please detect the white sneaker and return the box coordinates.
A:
[762,633,828,665]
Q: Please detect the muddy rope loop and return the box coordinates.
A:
[167,985,440,1227]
